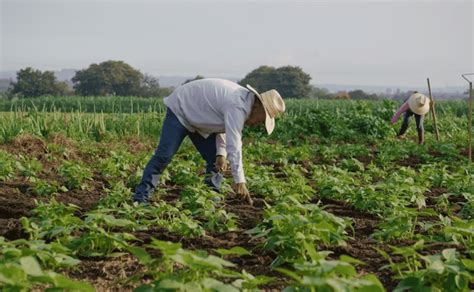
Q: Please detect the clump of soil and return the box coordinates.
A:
[396,154,423,168]
[223,195,265,230]
[8,133,48,158]
[355,155,374,166]
[66,255,144,291]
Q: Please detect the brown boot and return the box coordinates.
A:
[417,130,424,144]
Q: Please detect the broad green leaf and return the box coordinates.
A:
[201,277,239,292]
[149,238,182,255]
[428,259,445,274]
[340,255,366,265]
[356,274,384,292]
[157,279,186,290]
[20,256,43,277]
[0,264,28,286]
[215,246,251,256]
[461,258,474,271]
[393,277,421,292]
[275,267,301,282]
[127,246,153,264]
[47,271,95,292]
[442,248,457,261]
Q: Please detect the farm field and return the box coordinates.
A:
[0,97,473,291]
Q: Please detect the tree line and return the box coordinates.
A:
[5,60,384,100]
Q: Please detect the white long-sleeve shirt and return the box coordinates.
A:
[163,78,255,183]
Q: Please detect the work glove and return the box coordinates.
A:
[233,182,253,205]
[215,155,228,173]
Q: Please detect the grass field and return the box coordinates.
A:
[0,97,473,291]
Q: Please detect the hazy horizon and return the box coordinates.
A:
[1,0,473,88]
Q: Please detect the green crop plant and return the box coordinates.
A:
[0,256,93,291]
[97,180,133,209]
[63,210,139,257]
[0,237,80,270]
[180,185,238,232]
[21,199,83,242]
[0,150,15,181]
[372,207,437,241]
[459,197,474,219]
[380,245,473,292]
[15,155,43,181]
[97,150,135,182]
[68,228,136,257]
[277,242,384,292]
[377,240,426,277]
[58,160,93,190]
[439,216,474,248]
[247,202,349,266]
[31,179,66,196]
[129,239,269,291]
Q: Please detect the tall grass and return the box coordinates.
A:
[0,96,167,114]
[0,98,469,145]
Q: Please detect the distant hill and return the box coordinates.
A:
[316,83,467,95]
[0,79,11,92]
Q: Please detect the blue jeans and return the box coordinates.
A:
[133,108,222,203]
[398,109,424,136]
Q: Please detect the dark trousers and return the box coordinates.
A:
[133,108,222,203]
[398,110,424,136]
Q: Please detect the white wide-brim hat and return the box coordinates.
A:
[408,93,430,115]
[246,84,286,135]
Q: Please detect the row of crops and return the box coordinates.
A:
[0,97,473,291]
[0,95,470,116]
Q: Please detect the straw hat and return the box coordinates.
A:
[246,84,285,135]
[408,93,430,115]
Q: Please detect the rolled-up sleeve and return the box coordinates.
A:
[216,134,227,157]
[223,107,247,183]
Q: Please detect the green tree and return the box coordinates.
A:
[72,60,143,96]
[140,74,170,98]
[238,66,276,92]
[10,67,67,97]
[311,86,334,99]
[239,65,312,98]
[348,89,380,100]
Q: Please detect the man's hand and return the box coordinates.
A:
[233,183,253,205]
[215,155,228,173]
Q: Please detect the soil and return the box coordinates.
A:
[396,154,423,168]
[312,196,398,290]
[355,155,374,166]
[460,148,471,158]
[0,135,107,239]
[66,255,144,292]
[130,192,283,290]
[424,187,467,213]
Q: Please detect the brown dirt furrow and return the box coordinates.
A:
[396,154,423,168]
[0,218,24,240]
[315,196,398,289]
[66,255,144,292]
[223,195,265,230]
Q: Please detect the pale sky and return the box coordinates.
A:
[1,0,473,87]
